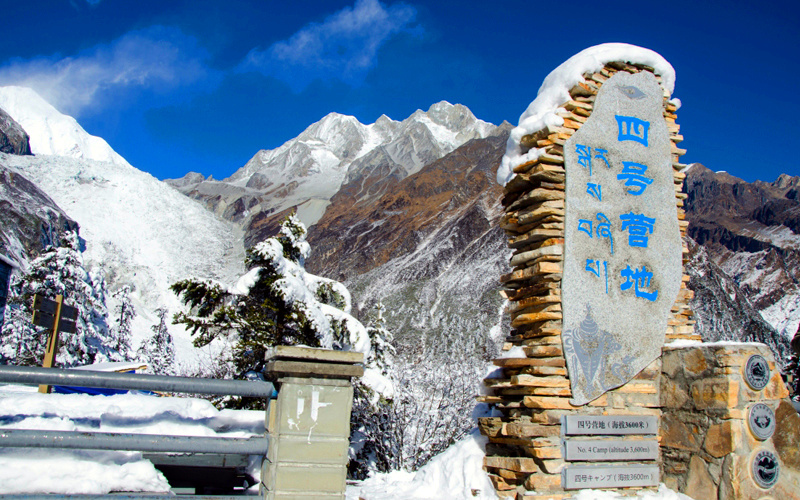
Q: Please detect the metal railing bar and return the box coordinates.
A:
[0,429,269,455]
[0,365,275,398]
[0,496,253,499]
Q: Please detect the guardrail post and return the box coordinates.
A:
[260,346,364,500]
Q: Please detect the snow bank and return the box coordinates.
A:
[498,43,675,186]
[348,429,496,500]
[0,389,264,494]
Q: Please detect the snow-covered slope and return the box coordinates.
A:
[0,87,244,364]
[0,86,128,166]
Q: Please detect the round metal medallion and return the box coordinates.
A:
[748,403,776,440]
[744,354,770,390]
[752,450,780,489]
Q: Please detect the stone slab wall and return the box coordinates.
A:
[661,343,800,499]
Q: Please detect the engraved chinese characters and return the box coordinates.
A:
[563,71,682,405]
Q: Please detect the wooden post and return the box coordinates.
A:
[38,294,63,394]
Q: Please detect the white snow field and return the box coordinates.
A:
[0,86,245,367]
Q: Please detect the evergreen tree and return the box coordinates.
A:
[0,230,116,367]
[365,301,395,376]
[110,285,135,361]
[172,214,370,378]
[137,307,175,375]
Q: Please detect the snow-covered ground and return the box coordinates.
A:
[0,385,691,499]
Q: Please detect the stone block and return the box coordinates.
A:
[484,456,539,473]
[691,378,739,410]
[684,456,716,500]
[703,420,737,458]
[524,445,562,459]
[273,463,346,493]
[488,472,517,491]
[505,422,562,438]
[682,348,710,377]
[524,472,562,491]
[275,435,349,464]
[763,372,790,400]
[661,377,690,409]
[537,458,566,474]
[773,399,800,471]
[661,413,702,452]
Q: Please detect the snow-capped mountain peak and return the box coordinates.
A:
[0,86,128,167]
[175,101,499,229]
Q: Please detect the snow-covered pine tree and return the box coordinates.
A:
[171,214,372,378]
[0,230,117,367]
[137,307,175,375]
[110,285,135,361]
[365,301,394,375]
[349,301,397,478]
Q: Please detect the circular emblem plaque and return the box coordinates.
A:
[752,450,780,489]
[748,403,776,440]
[744,354,770,390]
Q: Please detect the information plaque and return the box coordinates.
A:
[562,464,659,489]
[562,415,658,435]
[564,438,659,461]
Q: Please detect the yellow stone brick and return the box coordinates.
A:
[763,371,790,400]
[691,378,739,410]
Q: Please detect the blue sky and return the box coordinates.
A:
[0,0,797,183]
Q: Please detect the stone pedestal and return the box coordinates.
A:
[260,346,363,500]
[661,343,799,499]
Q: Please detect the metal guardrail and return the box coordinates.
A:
[0,365,274,496]
[0,365,276,397]
[0,428,269,454]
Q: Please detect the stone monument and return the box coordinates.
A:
[479,43,799,499]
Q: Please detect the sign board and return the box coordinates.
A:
[563,438,658,461]
[562,415,658,436]
[562,464,659,490]
[562,71,682,405]
[32,294,77,333]
[33,295,78,321]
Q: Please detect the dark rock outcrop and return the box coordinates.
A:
[0,107,32,156]
[0,163,79,264]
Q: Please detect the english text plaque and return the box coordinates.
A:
[563,438,659,461]
[562,415,658,435]
[562,464,659,489]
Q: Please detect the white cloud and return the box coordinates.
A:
[242,0,417,91]
[0,26,209,117]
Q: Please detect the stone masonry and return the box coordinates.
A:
[479,61,691,499]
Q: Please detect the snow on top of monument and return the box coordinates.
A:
[497,43,676,186]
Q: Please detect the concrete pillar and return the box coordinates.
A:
[261,346,363,500]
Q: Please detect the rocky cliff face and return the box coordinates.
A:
[0,108,31,156]
[306,128,512,353]
[0,159,78,266]
[686,238,791,365]
[684,164,800,340]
